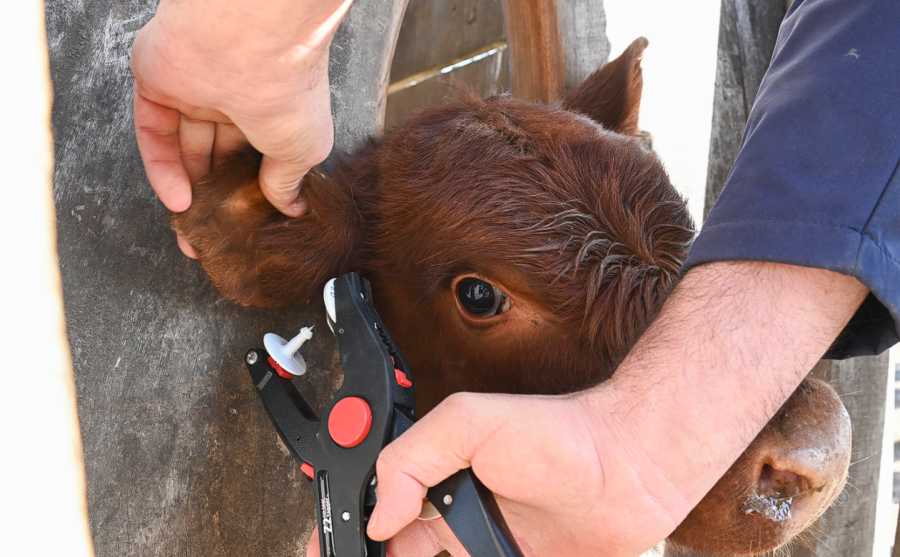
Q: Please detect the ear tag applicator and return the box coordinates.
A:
[264,326,314,376]
[245,273,525,557]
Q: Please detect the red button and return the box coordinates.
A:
[328,397,372,448]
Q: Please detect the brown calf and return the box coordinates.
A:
[173,39,850,556]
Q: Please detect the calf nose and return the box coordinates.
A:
[748,377,851,523]
[759,463,809,498]
[758,379,851,489]
[668,377,851,556]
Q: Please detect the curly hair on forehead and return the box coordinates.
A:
[368,92,694,365]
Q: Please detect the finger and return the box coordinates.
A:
[178,114,215,184]
[177,234,197,259]
[306,514,454,557]
[368,466,429,541]
[258,155,311,217]
[133,86,192,212]
[211,122,247,170]
[306,525,320,557]
[368,394,489,540]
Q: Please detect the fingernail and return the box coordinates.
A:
[367,505,380,533]
[177,234,198,259]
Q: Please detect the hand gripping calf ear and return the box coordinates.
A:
[171,146,365,307]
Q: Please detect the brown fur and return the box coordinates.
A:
[173,38,850,556]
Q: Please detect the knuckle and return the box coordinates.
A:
[441,391,481,416]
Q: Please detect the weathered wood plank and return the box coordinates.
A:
[328,0,410,161]
[893,474,900,556]
[703,0,785,220]
[385,0,509,130]
[390,0,506,82]
[46,0,405,555]
[554,0,611,92]
[500,0,609,102]
[387,0,609,130]
[499,0,563,102]
[385,43,510,130]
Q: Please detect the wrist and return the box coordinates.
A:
[577,262,868,526]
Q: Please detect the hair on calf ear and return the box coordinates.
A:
[563,36,648,135]
[172,146,364,307]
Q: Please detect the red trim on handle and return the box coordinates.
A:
[300,462,314,480]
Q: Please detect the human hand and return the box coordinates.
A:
[307,263,869,557]
[131,0,353,255]
[359,391,688,557]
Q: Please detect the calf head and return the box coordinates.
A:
[172,38,851,556]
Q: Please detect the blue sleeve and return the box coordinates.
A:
[684,0,900,357]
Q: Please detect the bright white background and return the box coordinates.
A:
[604,0,720,224]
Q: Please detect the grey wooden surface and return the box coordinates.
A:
[554,0,610,93]
[703,0,786,220]
[389,0,505,82]
[328,0,410,163]
[500,0,609,102]
[698,0,892,555]
[46,0,403,554]
[792,357,891,557]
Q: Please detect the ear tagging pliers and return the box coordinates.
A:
[244,272,525,557]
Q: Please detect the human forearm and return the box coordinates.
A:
[582,261,869,522]
[366,262,868,556]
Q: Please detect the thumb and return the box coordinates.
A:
[258,155,312,217]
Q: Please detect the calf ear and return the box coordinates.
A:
[172,146,363,307]
[563,37,648,135]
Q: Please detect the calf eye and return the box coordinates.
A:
[456,277,512,318]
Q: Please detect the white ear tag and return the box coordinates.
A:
[324,277,337,332]
[263,326,314,376]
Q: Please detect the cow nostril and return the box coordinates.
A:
[759,463,811,498]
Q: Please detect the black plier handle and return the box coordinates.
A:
[245,272,524,557]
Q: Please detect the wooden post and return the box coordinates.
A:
[699,1,894,555]
[499,0,609,102]
[703,0,785,220]
[328,0,410,159]
[793,357,891,557]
